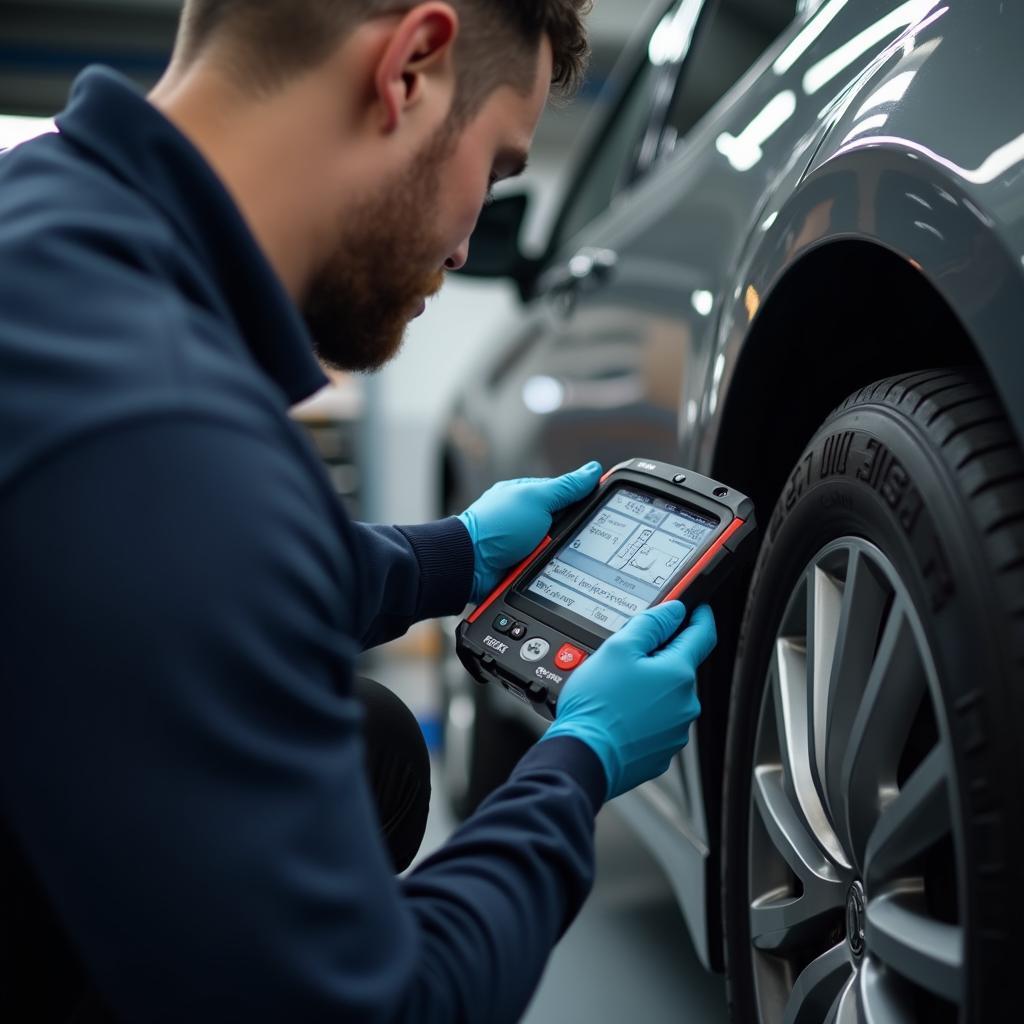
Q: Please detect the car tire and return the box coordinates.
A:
[722,369,1023,1023]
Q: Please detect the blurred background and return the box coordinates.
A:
[0,1,732,1018]
[6,3,1015,1020]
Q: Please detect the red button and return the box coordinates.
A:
[555,643,587,670]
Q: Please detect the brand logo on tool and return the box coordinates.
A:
[535,666,564,685]
[483,635,509,654]
[635,461,658,471]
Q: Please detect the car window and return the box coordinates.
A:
[660,0,797,156]
[554,56,665,248]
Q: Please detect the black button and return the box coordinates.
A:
[508,622,528,641]
[673,474,687,484]
[492,613,513,634]
[527,682,547,702]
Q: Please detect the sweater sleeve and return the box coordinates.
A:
[0,415,604,1024]
[346,518,475,650]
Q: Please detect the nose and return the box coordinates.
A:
[445,239,470,272]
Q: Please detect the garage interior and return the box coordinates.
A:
[6,1,1017,1021]
[0,1,731,1019]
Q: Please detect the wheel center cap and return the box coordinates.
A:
[846,881,866,958]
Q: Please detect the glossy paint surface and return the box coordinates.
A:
[442,0,1024,971]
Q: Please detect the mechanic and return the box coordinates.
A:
[0,2,717,1021]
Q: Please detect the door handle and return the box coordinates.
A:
[540,247,618,316]
[567,247,618,287]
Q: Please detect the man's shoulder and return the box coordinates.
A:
[0,135,287,490]
[0,132,196,355]
[0,131,180,272]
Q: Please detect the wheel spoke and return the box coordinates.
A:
[750,891,839,954]
[750,765,845,952]
[858,956,917,1024]
[781,943,851,1024]
[808,562,844,812]
[822,550,890,829]
[824,975,858,1024]
[866,888,964,1004]
[771,635,806,778]
[773,635,848,868]
[839,602,927,869]
[753,766,841,884]
[747,537,965,1024]
[864,745,951,888]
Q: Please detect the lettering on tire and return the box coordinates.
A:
[766,428,954,611]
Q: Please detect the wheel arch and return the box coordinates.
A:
[712,237,982,534]
[695,212,1016,970]
[711,142,1024,489]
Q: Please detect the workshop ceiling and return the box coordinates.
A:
[1,1,178,114]
[0,0,639,116]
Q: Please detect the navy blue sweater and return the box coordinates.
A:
[0,68,606,1023]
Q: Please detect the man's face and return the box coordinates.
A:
[304,37,553,372]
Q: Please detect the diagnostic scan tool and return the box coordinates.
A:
[456,459,757,719]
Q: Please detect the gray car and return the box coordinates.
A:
[438,1,1023,1021]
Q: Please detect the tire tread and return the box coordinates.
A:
[957,439,1019,470]
[829,370,1024,664]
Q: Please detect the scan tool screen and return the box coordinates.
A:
[523,486,719,635]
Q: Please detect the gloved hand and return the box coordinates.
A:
[458,462,602,603]
[542,602,717,800]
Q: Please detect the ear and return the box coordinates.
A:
[374,3,459,134]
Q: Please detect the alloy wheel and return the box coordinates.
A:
[747,537,965,1022]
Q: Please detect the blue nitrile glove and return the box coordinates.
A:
[542,602,717,801]
[458,462,603,603]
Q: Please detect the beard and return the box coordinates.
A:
[303,134,451,373]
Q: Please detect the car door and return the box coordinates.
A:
[472,0,708,487]
[549,0,802,469]
[539,0,801,833]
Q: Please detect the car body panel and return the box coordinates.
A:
[441,0,1024,973]
[711,0,1024,471]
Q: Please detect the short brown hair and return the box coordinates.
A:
[176,1,592,121]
